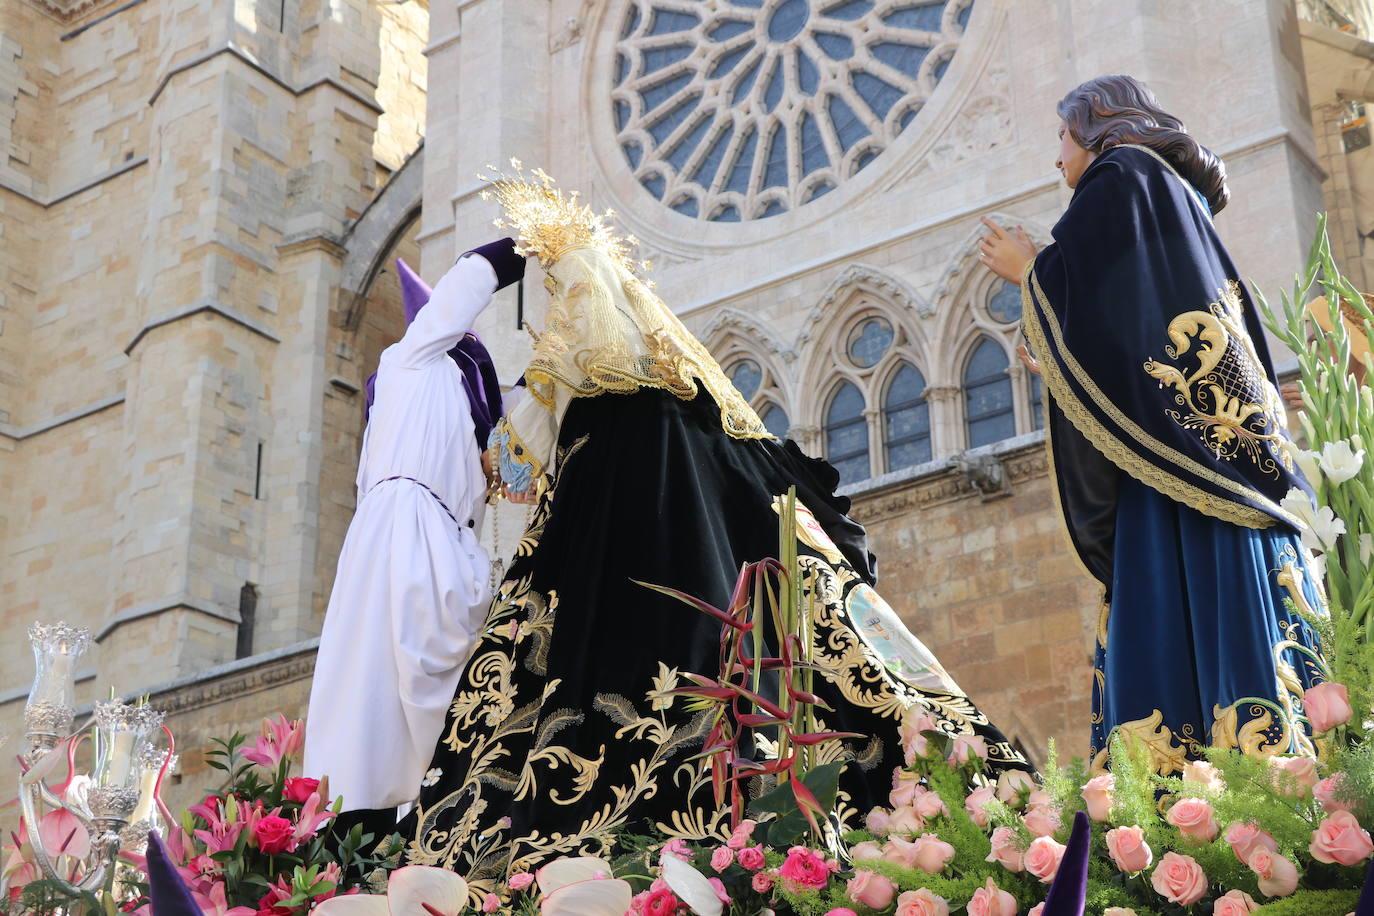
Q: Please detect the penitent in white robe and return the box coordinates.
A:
[304,253,498,811]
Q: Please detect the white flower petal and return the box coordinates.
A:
[1319,440,1365,484]
[540,878,633,916]
[387,864,468,916]
[313,895,391,916]
[1293,447,1324,486]
[535,857,615,896]
[1360,533,1373,566]
[661,853,724,916]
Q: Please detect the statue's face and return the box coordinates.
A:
[1056,121,1096,189]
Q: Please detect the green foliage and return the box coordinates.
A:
[1252,888,1361,915]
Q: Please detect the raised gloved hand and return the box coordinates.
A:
[462,237,526,291]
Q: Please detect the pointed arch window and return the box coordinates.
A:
[761,402,790,438]
[1030,372,1044,430]
[964,338,1014,448]
[825,381,869,485]
[883,362,930,471]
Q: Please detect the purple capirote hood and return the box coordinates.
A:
[363,257,504,446]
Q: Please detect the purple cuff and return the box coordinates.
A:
[465,237,525,291]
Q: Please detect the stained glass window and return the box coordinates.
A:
[964,338,1014,447]
[987,280,1022,324]
[825,381,870,485]
[729,359,763,401]
[847,317,894,368]
[611,0,973,219]
[762,403,790,438]
[884,362,931,470]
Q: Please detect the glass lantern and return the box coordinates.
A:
[88,701,163,827]
[24,623,92,746]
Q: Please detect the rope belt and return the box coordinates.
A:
[374,476,475,528]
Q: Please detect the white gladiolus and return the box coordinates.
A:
[1280,488,1347,552]
[1361,533,1373,566]
[1293,447,1323,485]
[1319,439,1365,484]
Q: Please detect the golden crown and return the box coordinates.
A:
[479,159,653,280]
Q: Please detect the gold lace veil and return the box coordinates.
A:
[483,162,770,441]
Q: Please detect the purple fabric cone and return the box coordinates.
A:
[145,830,201,916]
[395,256,432,326]
[1355,857,1374,916]
[1040,810,1090,916]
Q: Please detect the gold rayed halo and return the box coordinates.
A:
[479,159,654,283]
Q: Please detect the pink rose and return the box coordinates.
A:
[1023,804,1063,838]
[641,887,683,916]
[882,836,922,869]
[252,816,295,855]
[891,777,918,809]
[481,892,499,913]
[751,871,774,893]
[1247,848,1299,898]
[1315,775,1354,814]
[1150,851,1207,906]
[282,777,320,805]
[965,785,996,828]
[1024,835,1067,884]
[948,735,989,766]
[985,826,1024,873]
[779,847,830,890]
[710,846,734,872]
[900,709,936,761]
[1105,825,1153,873]
[913,788,950,821]
[894,888,949,916]
[1028,905,1044,916]
[1304,681,1353,733]
[846,870,897,909]
[726,819,756,850]
[1166,797,1220,843]
[824,910,858,916]
[659,838,692,862]
[849,841,881,861]
[865,808,893,835]
[910,833,957,874]
[1309,811,1374,866]
[996,770,1035,808]
[737,844,766,871]
[1103,910,1139,916]
[708,877,731,906]
[890,805,926,836]
[507,872,534,891]
[1182,761,1225,793]
[1225,822,1277,864]
[1268,756,1319,798]
[1213,889,1259,915]
[1081,773,1114,822]
[966,877,1017,916]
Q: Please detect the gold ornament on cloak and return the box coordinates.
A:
[479,160,771,441]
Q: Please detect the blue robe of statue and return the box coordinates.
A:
[1022,145,1330,773]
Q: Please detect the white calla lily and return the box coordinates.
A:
[661,853,724,916]
[1319,439,1365,484]
[540,877,634,916]
[535,856,614,895]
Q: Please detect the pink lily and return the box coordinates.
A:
[242,715,305,769]
[193,877,257,916]
[194,818,245,855]
[292,792,336,845]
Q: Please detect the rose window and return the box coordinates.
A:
[611,0,974,221]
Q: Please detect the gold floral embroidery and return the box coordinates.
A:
[1114,710,1193,776]
[1144,282,1292,477]
[1023,264,1299,531]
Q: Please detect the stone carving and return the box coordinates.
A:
[800,264,931,351]
[700,307,797,363]
[849,443,1047,523]
[948,450,1009,499]
[550,16,584,53]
